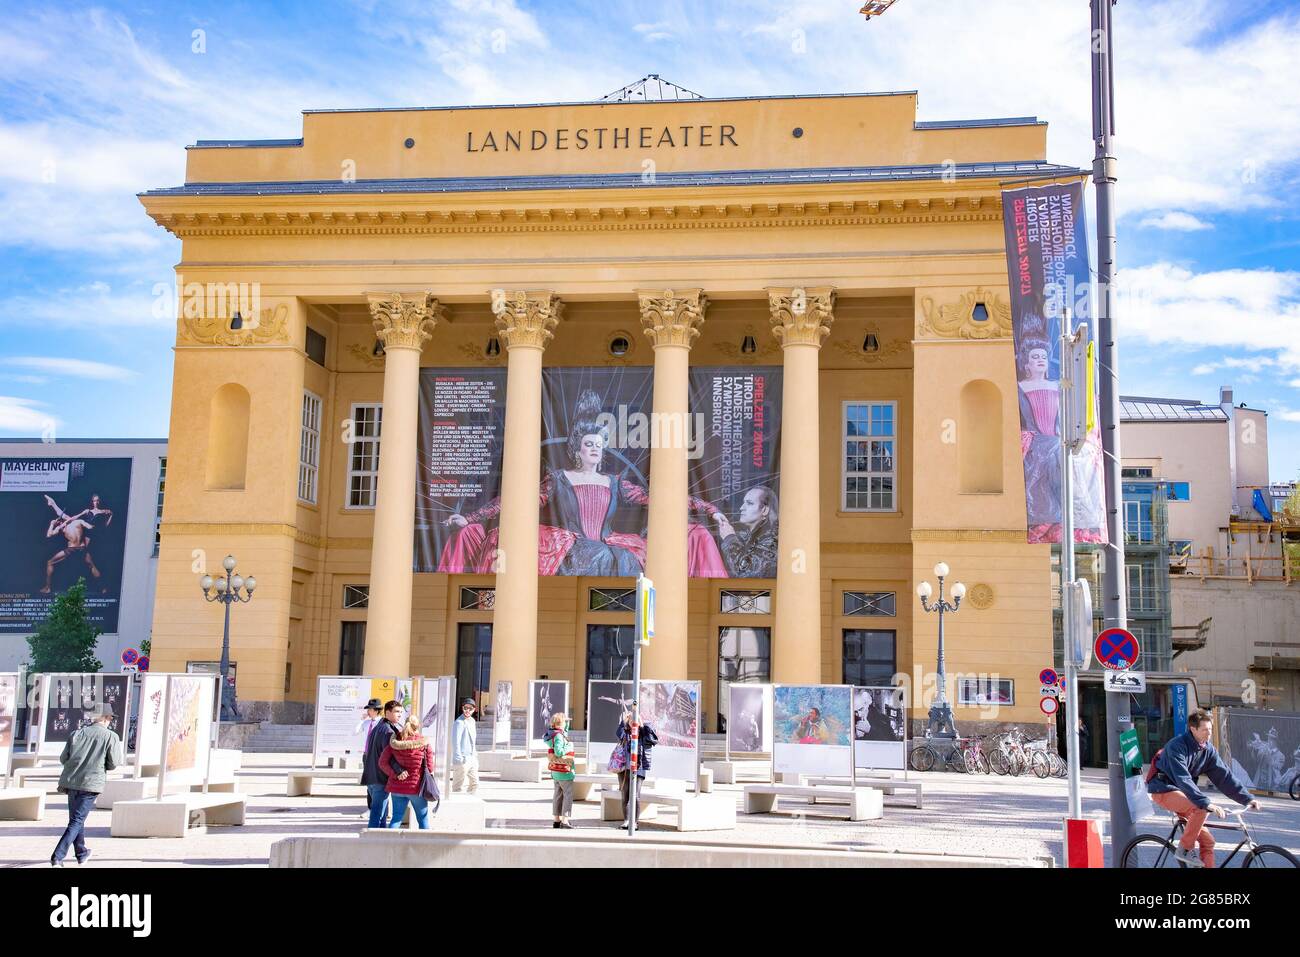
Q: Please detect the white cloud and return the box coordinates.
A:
[1139,211,1214,232]
[4,357,136,381]
[1278,411,1300,423]
[1117,262,1300,375]
[0,396,59,434]
[0,279,172,332]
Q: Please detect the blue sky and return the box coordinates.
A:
[2,0,1298,480]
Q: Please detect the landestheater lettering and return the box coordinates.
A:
[466,124,738,152]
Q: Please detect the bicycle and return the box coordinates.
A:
[1120,809,1298,868]
[1290,775,1299,801]
[909,743,937,772]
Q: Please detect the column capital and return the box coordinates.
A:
[491,289,563,350]
[368,292,444,351]
[637,288,707,348]
[768,286,835,347]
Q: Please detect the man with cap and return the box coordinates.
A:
[51,702,122,866]
[452,698,479,795]
[355,698,384,820]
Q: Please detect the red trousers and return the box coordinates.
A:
[1151,790,1215,866]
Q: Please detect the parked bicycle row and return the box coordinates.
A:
[908,729,1068,778]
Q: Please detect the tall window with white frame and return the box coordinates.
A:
[347,403,382,508]
[153,456,167,554]
[298,391,322,504]
[842,401,897,511]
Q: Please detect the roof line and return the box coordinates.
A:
[142,161,1085,198]
[298,91,922,116]
[0,438,168,444]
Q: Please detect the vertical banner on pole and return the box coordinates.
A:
[1001,181,1108,546]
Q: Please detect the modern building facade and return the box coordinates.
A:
[139,91,1085,732]
[0,439,167,673]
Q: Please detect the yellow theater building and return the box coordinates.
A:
[140,90,1084,734]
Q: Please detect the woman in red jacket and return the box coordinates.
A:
[378,716,435,829]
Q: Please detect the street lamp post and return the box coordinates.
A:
[200,554,256,722]
[916,562,966,747]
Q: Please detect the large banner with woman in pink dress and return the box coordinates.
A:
[415,365,781,576]
[1001,181,1107,545]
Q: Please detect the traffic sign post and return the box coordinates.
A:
[1040,696,1059,717]
[1095,628,1140,672]
[628,575,654,838]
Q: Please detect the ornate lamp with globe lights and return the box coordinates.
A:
[200,554,256,721]
[916,562,965,745]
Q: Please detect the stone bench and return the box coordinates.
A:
[600,786,735,832]
[498,756,548,783]
[96,777,239,809]
[703,759,772,784]
[110,793,247,838]
[805,775,923,809]
[286,768,362,797]
[572,773,616,802]
[10,753,41,772]
[0,787,46,821]
[742,784,883,821]
[476,750,524,774]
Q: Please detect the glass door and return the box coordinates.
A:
[717,627,771,735]
[456,623,493,715]
[339,621,366,675]
[586,624,636,682]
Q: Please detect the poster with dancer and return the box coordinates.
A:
[586,679,633,772]
[162,674,215,787]
[773,685,853,776]
[0,673,17,780]
[527,680,569,757]
[38,673,130,756]
[1222,709,1300,796]
[0,457,132,632]
[853,686,907,772]
[637,680,700,783]
[1001,182,1106,544]
[493,680,512,749]
[417,366,783,578]
[726,683,772,757]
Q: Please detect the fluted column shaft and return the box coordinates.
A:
[488,290,562,697]
[769,287,834,682]
[637,289,706,679]
[363,292,443,676]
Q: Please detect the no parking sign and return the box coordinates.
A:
[1094,628,1140,671]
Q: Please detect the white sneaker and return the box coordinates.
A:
[1173,847,1205,868]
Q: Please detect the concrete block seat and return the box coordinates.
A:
[110,793,247,838]
[96,777,239,809]
[703,759,772,784]
[286,767,362,797]
[804,775,923,809]
[600,780,736,832]
[0,787,46,821]
[572,773,616,802]
[9,753,41,771]
[476,750,524,774]
[742,784,883,821]
[498,756,548,783]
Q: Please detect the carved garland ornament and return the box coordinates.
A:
[919,288,1013,340]
[368,292,443,351]
[829,334,909,366]
[638,289,707,348]
[491,290,563,349]
[177,302,291,347]
[768,286,835,347]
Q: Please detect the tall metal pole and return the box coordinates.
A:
[628,574,646,837]
[219,588,235,722]
[1061,318,1082,820]
[1092,0,1134,859]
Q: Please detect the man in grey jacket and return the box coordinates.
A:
[52,703,121,866]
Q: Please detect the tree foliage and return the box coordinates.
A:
[27,578,103,673]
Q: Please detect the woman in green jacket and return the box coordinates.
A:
[542,712,575,829]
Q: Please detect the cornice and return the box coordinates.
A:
[911,528,1034,544]
[144,193,1006,239]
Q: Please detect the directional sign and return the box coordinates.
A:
[1039,668,1058,686]
[1040,685,1060,697]
[1040,696,1059,716]
[1094,628,1140,671]
[121,664,139,674]
[1104,670,1146,693]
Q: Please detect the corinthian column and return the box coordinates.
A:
[638,288,706,679]
[489,290,563,699]
[364,292,443,676]
[768,286,834,682]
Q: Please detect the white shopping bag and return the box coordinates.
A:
[1125,773,1155,822]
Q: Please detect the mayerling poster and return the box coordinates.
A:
[1001,182,1107,545]
[0,457,132,633]
[419,365,781,578]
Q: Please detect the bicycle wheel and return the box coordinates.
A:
[1008,752,1026,776]
[1291,776,1300,801]
[962,749,979,774]
[1244,845,1300,868]
[1030,751,1050,778]
[989,749,1011,775]
[975,752,991,774]
[909,746,936,772]
[1121,835,1183,868]
[946,748,967,773]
